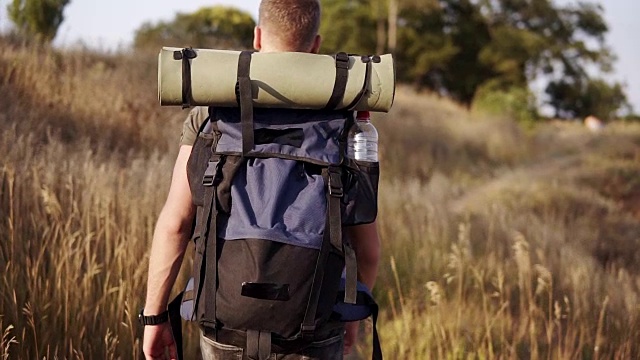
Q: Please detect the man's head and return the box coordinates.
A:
[254,0,322,53]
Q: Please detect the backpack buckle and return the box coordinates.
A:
[328,167,343,197]
[202,160,222,187]
[301,324,316,337]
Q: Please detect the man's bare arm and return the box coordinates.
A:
[143,145,195,359]
[144,145,195,314]
[346,221,381,290]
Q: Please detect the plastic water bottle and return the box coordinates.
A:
[347,111,379,162]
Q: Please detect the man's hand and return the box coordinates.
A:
[143,323,178,360]
[343,321,360,355]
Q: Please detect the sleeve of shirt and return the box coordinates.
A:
[180,106,210,146]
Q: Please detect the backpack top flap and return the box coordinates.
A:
[213,107,348,165]
[218,157,327,249]
[211,107,350,249]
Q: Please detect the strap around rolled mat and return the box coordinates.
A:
[237,51,255,156]
[345,55,373,110]
[175,48,197,109]
[324,52,350,110]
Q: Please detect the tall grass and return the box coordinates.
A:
[368,93,640,359]
[1,38,640,358]
[0,39,180,358]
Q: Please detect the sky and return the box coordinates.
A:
[0,0,638,113]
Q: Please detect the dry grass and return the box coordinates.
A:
[1,38,640,359]
[0,39,182,358]
[367,90,640,359]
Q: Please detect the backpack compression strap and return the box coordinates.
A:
[324,53,377,111]
[324,52,350,110]
[174,48,198,109]
[327,167,357,305]
[341,112,359,305]
[301,166,349,337]
[237,51,255,156]
[344,55,375,110]
[193,155,225,329]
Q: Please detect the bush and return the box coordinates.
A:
[472,84,537,124]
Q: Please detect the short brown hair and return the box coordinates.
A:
[258,0,321,51]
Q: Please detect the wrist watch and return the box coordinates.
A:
[138,309,169,326]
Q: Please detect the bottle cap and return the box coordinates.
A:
[356,111,370,120]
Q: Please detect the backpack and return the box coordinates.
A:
[183,52,383,360]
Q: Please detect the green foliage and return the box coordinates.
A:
[478,26,546,85]
[318,0,377,55]
[134,6,256,50]
[436,0,495,104]
[546,78,630,120]
[395,2,459,91]
[472,83,537,124]
[7,0,70,42]
[319,0,628,119]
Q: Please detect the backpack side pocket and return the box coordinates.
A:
[342,159,379,226]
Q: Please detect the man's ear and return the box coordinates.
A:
[253,26,262,51]
[309,34,322,54]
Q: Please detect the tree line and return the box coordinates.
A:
[5,0,633,120]
[318,0,630,121]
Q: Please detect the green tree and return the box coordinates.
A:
[7,0,71,42]
[318,0,377,55]
[317,0,628,119]
[478,0,619,117]
[436,0,496,104]
[134,6,256,50]
[546,78,629,120]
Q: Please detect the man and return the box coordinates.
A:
[142,0,381,359]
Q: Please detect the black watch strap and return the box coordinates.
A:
[138,309,169,326]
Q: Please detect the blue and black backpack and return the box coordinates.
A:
[178,52,382,360]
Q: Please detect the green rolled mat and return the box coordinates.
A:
[158,47,395,112]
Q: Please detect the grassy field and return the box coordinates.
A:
[1,39,639,359]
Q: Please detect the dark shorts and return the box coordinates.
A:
[199,330,345,360]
